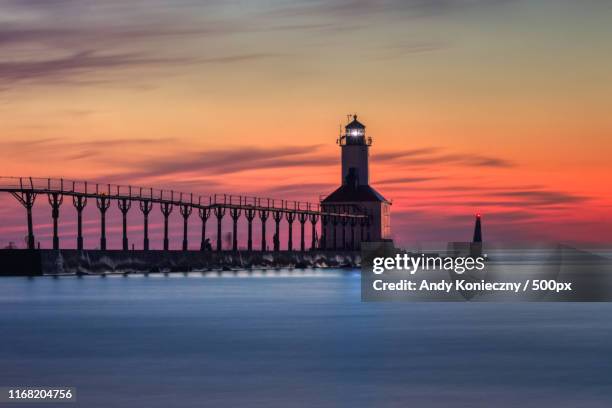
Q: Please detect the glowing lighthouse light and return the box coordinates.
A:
[338,115,370,147]
[350,128,364,137]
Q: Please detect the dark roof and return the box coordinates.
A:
[322,184,388,203]
[345,115,365,130]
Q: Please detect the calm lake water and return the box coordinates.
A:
[1,269,611,407]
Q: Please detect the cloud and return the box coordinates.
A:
[0,136,174,150]
[260,182,335,196]
[124,145,336,180]
[269,0,518,20]
[427,154,514,168]
[0,50,190,83]
[0,0,519,87]
[397,186,588,209]
[0,1,292,92]
[0,137,176,163]
[3,0,513,92]
[374,40,451,60]
[198,53,281,64]
[375,176,438,185]
[374,147,514,168]
[0,50,280,90]
[375,147,441,161]
[398,183,544,192]
[490,190,588,205]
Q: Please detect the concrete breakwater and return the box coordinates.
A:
[0,249,361,276]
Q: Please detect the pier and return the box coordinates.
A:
[0,177,370,275]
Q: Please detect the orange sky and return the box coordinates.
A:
[0,0,611,247]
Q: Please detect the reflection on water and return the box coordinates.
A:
[1,269,612,408]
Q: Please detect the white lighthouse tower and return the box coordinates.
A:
[321,115,391,249]
[340,115,370,186]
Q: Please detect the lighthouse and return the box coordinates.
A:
[340,115,370,185]
[321,115,391,249]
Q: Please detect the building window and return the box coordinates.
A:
[382,203,391,239]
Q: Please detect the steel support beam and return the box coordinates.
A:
[272,211,282,251]
[309,213,319,251]
[298,213,307,252]
[96,196,111,250]
[118,198,131,250]
[180,204,192,251]
[213,207,226,251]
[73,195,87,250]
[259,210,269,251]
[245,208,256,251]
[140,200,153,250]
[198,207,211,250]
[286,212,296,251]
[230,208,241,251]
[160,202,173,251]
[48,193,63,250]
[11,192,37,249]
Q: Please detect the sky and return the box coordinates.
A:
[0,0,611,248]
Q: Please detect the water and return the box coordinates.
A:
[1,269,612,407]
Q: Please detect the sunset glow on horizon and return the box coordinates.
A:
[1,0,611,247]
